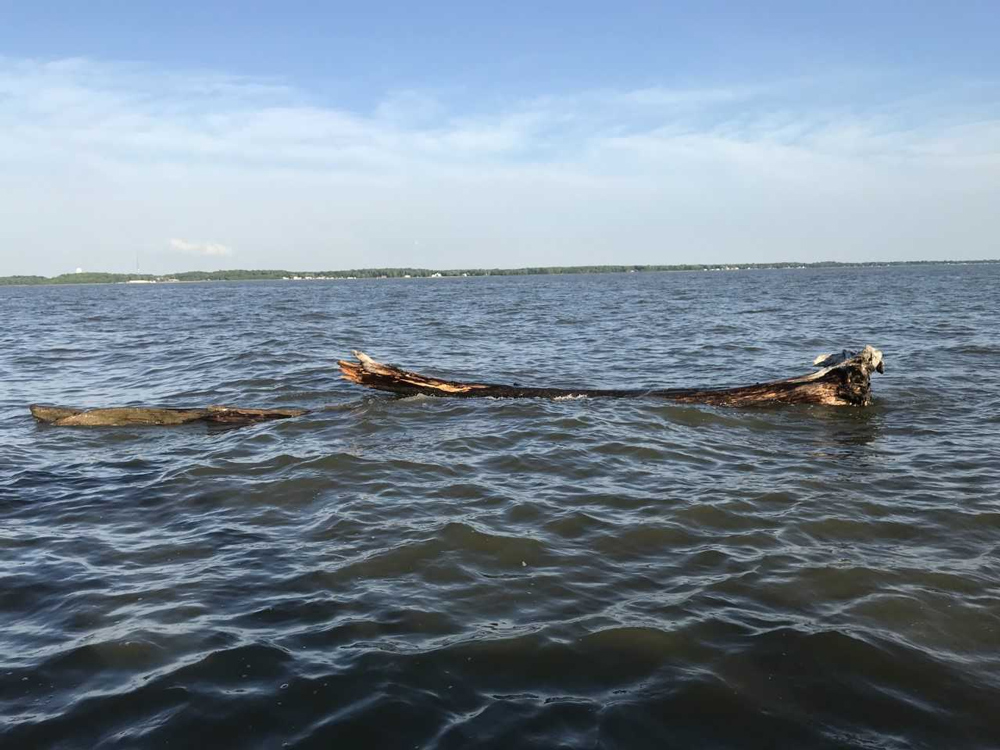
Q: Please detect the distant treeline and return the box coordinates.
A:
[1,260,997,286]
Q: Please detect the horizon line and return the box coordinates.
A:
[2,258,998,285]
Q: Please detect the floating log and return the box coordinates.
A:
[29,404,308,427]
[338,346,885,407]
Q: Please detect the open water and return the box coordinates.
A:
[1,265,999,749]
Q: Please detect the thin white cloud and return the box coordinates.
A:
[169,238,232,257]
[2,57,997,172]
[0,56,997,275]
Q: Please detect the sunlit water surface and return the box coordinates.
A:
[2,266,999,749]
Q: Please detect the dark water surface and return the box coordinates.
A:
[2,266,999,749]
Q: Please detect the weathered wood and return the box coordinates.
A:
[338,346,885,407]
[29,404,308,427]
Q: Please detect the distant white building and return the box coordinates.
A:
[75,268,83,274]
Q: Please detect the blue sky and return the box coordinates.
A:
[1,1,998,274]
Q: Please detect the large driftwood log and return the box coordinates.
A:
[338,346,885,407]
[29,404,307,427]
[26,346,885,426]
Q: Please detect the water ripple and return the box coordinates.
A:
[2,267,1000,748]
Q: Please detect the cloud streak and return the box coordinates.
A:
[0,56,997,275]
[5,57,996,172]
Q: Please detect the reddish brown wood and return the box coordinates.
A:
[338,346,885,407]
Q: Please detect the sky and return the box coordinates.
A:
[1,1,998,275]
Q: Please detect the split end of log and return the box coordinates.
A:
[338,350,492,396]
[29,404,308,427]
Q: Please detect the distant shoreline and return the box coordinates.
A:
[1,259,997,286]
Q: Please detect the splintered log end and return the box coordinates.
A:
[338,351,490,396]
[337,358,368,385]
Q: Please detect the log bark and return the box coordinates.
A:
[29,404,308,427]
[338,346,885,407]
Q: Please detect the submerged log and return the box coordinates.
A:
[338,346,885,407]
[29,404,308,427]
